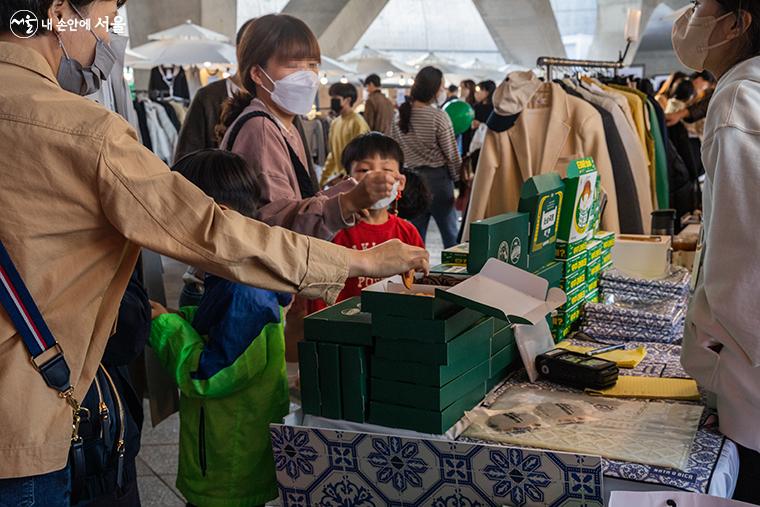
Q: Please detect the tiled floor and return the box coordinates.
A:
[136,220,447,505]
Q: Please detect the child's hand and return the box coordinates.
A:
[150,300,169,320]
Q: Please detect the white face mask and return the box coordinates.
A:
[370,180,400,210]
[672,8,737,71]
[259,67,319,116]
[436,88,447,106]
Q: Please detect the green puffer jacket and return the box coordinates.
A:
[149,278,290,507]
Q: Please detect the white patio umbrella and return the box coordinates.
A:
[461,58,502,79]
[148,20,229,42]
[124,47,147,67]
[409,52,463,75]
[128,38,237,68]
[340,46,414,78]
[320,55,356,75]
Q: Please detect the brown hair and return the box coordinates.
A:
[716,0,760,64]
[216,14,320,142]
[398,66,443,134]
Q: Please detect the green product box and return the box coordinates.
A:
[298,341,321,416]
[490,342,517,377]
[373,317,493,366]
[555,239,589,260]
[371,335,490,387]
[586,288,600,304]
[491,325,515,355]
[304,297,372,346]
[430,264,470,275]
[486,370,509,392]
[594,230,616,251]
[441,243,469,266]
[602,261,613,271]
[587,256,602,279]
[566,283,589,308]
[340,346,368,423]
[588,274,599,292]
[561,267,587,294]
[372,307,485,344]
[553,300,583,329]
[557,158,599,257]
[494,318,510,334]
[587,240,604,263]
[559,250,589,281]
[534,261,563,289]
[361,280,461,320]
[519,173,565,270]
[602,250,613,267]
[468,212,529,274]
[552,324,572,342]
[371,360,489,412]
[317,343,342,420]
[368,383,485,434]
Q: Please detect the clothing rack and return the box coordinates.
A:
[538,40,633,80]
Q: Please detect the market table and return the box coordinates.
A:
[284,338,738,503]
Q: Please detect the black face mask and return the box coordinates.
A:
[330,98,342,114]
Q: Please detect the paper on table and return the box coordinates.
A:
[556,341,647,368]
[586,376,701,401]
[514,319,555,382]
[610,491,756,507]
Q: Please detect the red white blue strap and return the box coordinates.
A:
[0,239,57,358]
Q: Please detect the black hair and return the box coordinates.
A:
[172,149,261,219]
[329,82,358,106]
[236,17,254,46]
[476,80,496,104]
[690,70,717,84]
[673,79,695,102]
[398,66,443,134]
[1,0,126,35]
[397,168,432,220]
[364,74,381,88]
[716,0,760,63]
[637,78,655,96]
[341,132,404,172]
[447,84,458,93]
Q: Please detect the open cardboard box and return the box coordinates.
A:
[361,273,470,320]
[434,258,567,326]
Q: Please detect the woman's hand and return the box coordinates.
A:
[347,239,430,279]
[149,300,169,320]
[341,172,398,218]
[666,109,689,127]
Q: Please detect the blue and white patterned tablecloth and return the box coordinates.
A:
[461,339,735,495]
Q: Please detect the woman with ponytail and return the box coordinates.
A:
[217,14,398,239]
[391,66,462,247]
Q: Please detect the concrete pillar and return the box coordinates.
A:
[201,0,238,42]
[472,0,566,67]
[318,0,389,58]
[281,0,388,58]
[126,0,202,47]
[588,0,659,63]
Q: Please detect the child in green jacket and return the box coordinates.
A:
[150,149,291,507]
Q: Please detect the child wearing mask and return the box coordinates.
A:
[321,82,370,186]
[150,149,292,507]
[311,133,424,312]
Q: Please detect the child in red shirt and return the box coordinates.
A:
[311,133,424,311]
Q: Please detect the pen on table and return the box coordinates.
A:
[587,344,625,356]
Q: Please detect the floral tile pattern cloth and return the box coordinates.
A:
[270,424,604,506]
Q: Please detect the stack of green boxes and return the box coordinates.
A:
[551,158,599,342]
[596,230,616,270]
[362,288,518,434]
[298,297,373,423]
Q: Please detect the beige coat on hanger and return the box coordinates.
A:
[464,82,620,239]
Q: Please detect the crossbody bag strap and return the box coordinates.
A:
[225,110,316,198]
[0,238,84,446]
